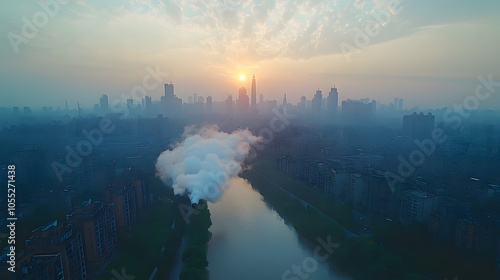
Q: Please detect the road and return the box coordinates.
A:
[168,235,187,280]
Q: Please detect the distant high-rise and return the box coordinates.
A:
[161,83,182,116]
[299,96,307,113]
[238,87,249,109]
[402,112,435,138]
[127,99,133,109]
[225,94,233,113]
[341,99,376,124]
[100,94,108,111]
[145,96,152,111]
[398,98,403,110]
[164,83,174,97]
[188,96,193,104]
[193,93,198,103]
[283,94,287,105]
[311,89,322,117]
[206,96,213,112]
[259,94,263,104]
[327,87,338,119]
[251,74,257,107]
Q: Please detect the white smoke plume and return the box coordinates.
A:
[155,125,260,204]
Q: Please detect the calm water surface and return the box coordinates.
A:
[207,177,347,280]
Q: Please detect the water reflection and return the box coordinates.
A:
[207,177,346,280]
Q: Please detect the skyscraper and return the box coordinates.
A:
[164,83,174,97]
[206,96,212,112]
[299,96,307,114]
[251,74,256,107]
[311,89,322,117]
[100,94,108,111]
[327,87,338,119]
[145,96,152,111]
[341,99,376,124]
[238,87,249,109]
[161,83,182,116]
[225,94,233,113]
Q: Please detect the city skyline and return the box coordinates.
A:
[1,1,499,109]
[2,1,500,280]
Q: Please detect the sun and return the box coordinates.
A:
[240,74,245,80]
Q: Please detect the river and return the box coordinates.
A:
[207,177,348,280]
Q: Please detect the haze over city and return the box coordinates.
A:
[1,1,500,280]
[1,0,500,108]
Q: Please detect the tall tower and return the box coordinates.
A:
[251,74,256,107]
[161,83,182,116]
[312,89,322,118]
[238,87,249,109]
[206,96,213,112]
[327,87,338,119]
[100,94,109,111]
[164,83,174,97]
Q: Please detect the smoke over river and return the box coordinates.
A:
[156,125,259,205]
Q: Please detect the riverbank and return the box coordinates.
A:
[241,159,426,280]
[91,178,186,280]
[179,201,212,280]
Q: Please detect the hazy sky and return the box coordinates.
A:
[1,0,499,109]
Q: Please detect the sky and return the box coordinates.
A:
[1,0,499,110]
